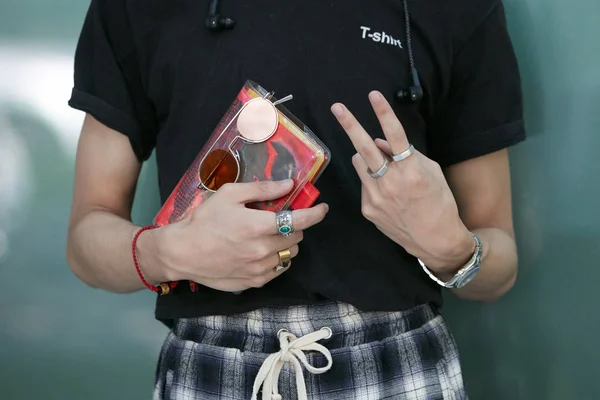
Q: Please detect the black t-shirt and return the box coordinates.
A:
[68,0,526,323]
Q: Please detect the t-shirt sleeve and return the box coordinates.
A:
[68,0,157,161]
[427,1,526,167]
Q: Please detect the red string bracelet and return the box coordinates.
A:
[132,225,172,295]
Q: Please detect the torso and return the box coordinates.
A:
[124,0,471,321]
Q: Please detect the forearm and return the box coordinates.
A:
[66,210,166,293]
[440,227,518,302]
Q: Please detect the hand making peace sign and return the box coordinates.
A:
[331,91,475,274]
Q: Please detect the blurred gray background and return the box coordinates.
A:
[0,0,598,399]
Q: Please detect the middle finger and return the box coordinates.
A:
[251,203,329,236]
[267,203,330,236]
[368,91,411,156]
[331,103,386,173]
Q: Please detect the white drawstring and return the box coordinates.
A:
[251,327,334,400]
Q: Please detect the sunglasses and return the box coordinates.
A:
[197,92,293,192]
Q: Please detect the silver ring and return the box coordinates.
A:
[275,210,294,236]
[392,144,415,162]
[274,263,288,272]
[367,157,389,179]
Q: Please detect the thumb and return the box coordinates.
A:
[220,179,295,204]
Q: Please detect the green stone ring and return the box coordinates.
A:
[275,210,294,237]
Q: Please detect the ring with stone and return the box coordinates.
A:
[275,210,294,236]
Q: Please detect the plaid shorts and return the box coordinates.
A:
[153,302,467,400]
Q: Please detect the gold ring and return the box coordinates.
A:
[278,249,292,263]
[275,249,292,272]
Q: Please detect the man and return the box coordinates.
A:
[66,0,525,398]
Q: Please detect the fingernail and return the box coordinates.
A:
[369,91,383,102]
[331,104,344,117]
[279,179,293,187]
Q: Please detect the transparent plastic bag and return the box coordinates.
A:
[154,80,331,227]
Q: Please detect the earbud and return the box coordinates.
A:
[205,0,236,32]
[395,67,423,104]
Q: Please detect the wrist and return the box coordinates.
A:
[424,227,476,277]
[135,226,169,285]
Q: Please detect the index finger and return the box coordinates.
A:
[368,91,410,156]
[331,103,386,173]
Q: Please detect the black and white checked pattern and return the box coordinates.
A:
[154,302,467,400]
